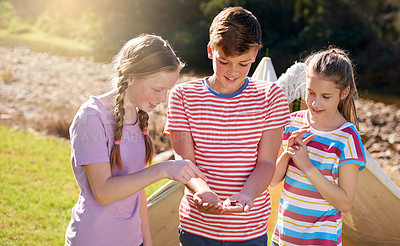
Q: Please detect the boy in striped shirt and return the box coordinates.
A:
[164,6,290,245]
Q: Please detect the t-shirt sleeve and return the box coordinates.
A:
[70,107,110,166]
[164,85,191,135]
[339,127,367,171]
[263,83,291,131]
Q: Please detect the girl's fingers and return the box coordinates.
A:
[287,135,297,142]
[195,169,208,182]
[295,137,306,147]
[186,160,208,182]
[288,128,311,145]
[182,172,191,182]
[287,135,299,146]
[288,129,313,147]
[288,132,301,140]
[297,126,311,133]
[292,128,311,139]
[180,176,189,185]
[181,174,191,184]
[303,134,315,144]
[185,167,196,179]
[287,148,295,155]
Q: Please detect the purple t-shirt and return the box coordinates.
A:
[65,96,145,246]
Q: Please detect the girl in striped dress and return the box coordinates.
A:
[270,47,366,246]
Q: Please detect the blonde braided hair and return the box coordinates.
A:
[109,34,183,171]
[138,109,154,166]
[109,73,129,170]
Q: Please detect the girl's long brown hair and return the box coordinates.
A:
[109,34,183,171]
[305,47,359,129]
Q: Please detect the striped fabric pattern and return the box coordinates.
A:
[164,77,291,241]
[272,110,366,246]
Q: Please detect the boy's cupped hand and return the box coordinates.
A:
[221,193,253,214]
[193,191,223,213]
[193,191,253,214]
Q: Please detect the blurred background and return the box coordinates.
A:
[1,0,400,95]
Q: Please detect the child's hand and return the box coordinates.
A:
[287,135,315,172]
[221,193,253,214]
[164,159,207,184]
[193,191,222,214]
[287,126,311,149]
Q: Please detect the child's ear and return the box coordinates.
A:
[252,49,258,62]
[207,43,213,59]
[340,85,350,100]
[127,76,134,86]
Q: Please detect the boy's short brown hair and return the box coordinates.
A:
[209,6,262,57]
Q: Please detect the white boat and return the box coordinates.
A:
[147,57,400,245]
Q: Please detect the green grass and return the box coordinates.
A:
[0,30,112,61]
[0,125,167,245]
[0,29,91,51]
[0,125,76,245]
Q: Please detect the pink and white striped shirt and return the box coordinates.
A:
[164,77,290,241]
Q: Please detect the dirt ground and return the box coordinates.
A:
[1,46,399,188]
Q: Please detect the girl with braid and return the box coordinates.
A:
[65,34,206,246]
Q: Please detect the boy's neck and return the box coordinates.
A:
[207,75,247,95]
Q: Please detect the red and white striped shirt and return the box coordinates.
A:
[164,77,290,241]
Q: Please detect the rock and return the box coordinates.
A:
[368,142,386,153]
[388,133,400,144]
[390,165,400,173]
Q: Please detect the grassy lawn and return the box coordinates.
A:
[0,29,91,52]
[0,125,167,245]
[0,30,117,62]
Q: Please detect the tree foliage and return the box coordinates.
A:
[2,0,400,94]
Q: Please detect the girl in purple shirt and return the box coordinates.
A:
[65,34,206,246]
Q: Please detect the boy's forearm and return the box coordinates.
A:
[185,177,212,194]
[241,160,276,200]
[170,131,212,193]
